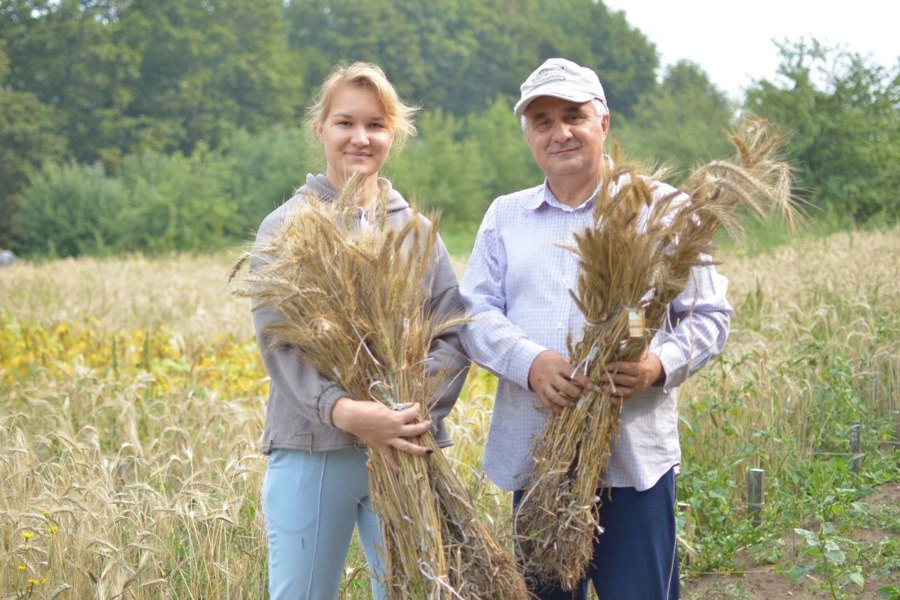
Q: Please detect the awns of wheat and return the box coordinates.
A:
[232,182,527,599]
[514,114,800,589]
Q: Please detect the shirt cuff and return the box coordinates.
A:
[651,340,689,390]
[508,339,547,390]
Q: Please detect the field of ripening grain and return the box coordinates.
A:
[1,229,898,599]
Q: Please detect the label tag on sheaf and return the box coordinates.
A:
[627,308,645,338]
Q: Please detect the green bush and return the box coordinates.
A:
[15,162,124,257]
[386,99,542,230]
[220,126,311,235]
[16,148,252,258]
[386,108,490,228]
[115,148,240,253]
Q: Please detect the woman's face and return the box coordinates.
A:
[318,84,394,186]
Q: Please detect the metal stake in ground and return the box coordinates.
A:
[747,468,764,528]
[850,422,862,474]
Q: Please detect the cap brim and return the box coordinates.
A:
[513,89,597,117]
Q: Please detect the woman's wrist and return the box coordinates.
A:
[331,396,356,432]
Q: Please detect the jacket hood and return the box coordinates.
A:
[301,174,410,214]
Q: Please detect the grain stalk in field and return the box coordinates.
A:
[514,114,800,589]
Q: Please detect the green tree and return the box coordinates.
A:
[399,0,542,113]
[285,0,533,113]
[0,0,303,166]
[285,0,659,117]
[613,60,735,175]
[0,42,67,249]
[221,125,310,232]
[385,109,490,228]
[285,0,428,106]
[114,147,241,253]
[746,40,900,224]
[535,0,659,117]
[0,0,142,165]
[118,0,303,158]
[464,96,543,203]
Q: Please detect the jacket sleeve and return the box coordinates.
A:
[422,238,471,423]
[250,210,350,428]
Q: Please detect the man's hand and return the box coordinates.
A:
[332,399,432,468]
[528,350,591,413]
[600,351,664,405]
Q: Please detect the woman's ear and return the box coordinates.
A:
[315,121,324,141]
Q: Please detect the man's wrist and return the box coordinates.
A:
[649,352,666,386]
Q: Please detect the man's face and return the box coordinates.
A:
[523,96,609,182]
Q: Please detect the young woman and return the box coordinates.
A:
[250,63,469,599]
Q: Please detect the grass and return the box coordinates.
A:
[435,224,478,260]
[1,226,898,598]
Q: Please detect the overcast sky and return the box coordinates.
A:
[602,0,900,100]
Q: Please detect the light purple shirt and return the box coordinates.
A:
[459,177,732,491]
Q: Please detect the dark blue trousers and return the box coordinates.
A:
[513,467,679,600]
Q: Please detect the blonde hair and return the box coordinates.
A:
[306,62,418,150]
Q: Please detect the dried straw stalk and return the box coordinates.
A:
[233,180,527,599]
[514,115,799,589]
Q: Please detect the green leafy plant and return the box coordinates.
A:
[789,521,864,600]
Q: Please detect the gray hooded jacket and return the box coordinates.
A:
[251,174,470,453]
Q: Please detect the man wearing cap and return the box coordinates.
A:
[459,58,731,599]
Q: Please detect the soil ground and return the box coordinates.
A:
[682,483,899,600]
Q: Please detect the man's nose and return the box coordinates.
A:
[550,121,574,142]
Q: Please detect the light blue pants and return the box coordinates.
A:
[263,448,387,600]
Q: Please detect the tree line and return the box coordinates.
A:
[1,0,897,256]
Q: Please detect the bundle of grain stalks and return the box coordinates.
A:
[231,179,527,599]
[514,114,800,589]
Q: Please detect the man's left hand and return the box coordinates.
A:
[599,351,664,405]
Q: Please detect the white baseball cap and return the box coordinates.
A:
[513,58,607,118]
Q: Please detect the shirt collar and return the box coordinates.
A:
[523,180,597,213]
[523,155,614,212]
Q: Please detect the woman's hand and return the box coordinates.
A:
[331,398,432,468]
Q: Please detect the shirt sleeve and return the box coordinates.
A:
[459,203,546,390]
[648,261,732,390]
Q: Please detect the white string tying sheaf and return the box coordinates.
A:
[416,560,465,600]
